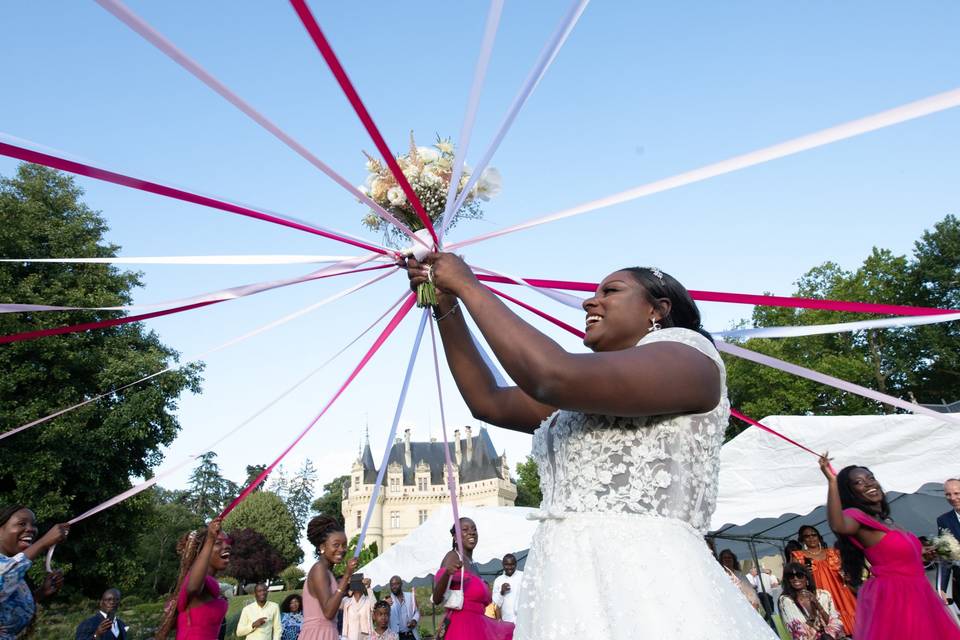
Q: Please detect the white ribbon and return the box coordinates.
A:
[470,264,585,309]
[449,86,960,250]
[0,255,375,265]
[717,341,960,425]
[448,0,590,217]
[0,254,381,314]
[715,312,960,340]
[3,269,398,442]
[438,0,505,241]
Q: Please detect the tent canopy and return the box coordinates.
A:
[362,415,956,584]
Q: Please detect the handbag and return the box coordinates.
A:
[441,557,466,611]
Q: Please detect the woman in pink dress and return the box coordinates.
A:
[432,517,513,640]
[820,457,960,640]
[300,515,359,640]
[155,517,232,640]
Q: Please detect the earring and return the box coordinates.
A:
[648,317,662,332]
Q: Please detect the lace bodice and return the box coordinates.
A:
[531,327,729,532]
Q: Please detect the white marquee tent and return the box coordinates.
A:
[361,415,957,585]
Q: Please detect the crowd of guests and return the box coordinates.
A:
[5,464,960,639]
[708,467,960,640]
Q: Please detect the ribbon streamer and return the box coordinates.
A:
[2,269,398,441]
[0,140,391,257]
[486,285,585,338]
[0,263,392,345]
[0,256,384,314]
[450,86,960,250]
[220,293,417,518]
[92,0,419,245]
[355,310,429,554]
[715,311,960,340]
[0,255,373,266]
[428,319,464,554]
[717,341,960,425]
[42,289,406,570]
[288,0,438,246]
[471,265,585,310]
[450,0,590,217]
[473,274,956,316]
[438,0,505,241]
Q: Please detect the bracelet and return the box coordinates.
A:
[433,302,460,322]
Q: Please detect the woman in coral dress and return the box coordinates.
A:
[792,525,856,635]
[300,515,359,640]
[820,457,960,640]
[432,517,513,640]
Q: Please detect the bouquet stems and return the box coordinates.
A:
[417,282,438,308]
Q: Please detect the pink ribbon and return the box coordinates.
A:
[289,0,439,246]
[474,274,955,316]
[0,263,393,345]
[220,293,417,518]
[486,286,585,338]
[0,141,391,257]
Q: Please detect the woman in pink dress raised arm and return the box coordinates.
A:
[299,515,359,640]
[819,456,960,640]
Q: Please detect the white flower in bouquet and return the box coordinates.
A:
[932,530,960,561]
[386,186,406,207]
[476,167,502,201]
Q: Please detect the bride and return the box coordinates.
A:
[407,254,775,639]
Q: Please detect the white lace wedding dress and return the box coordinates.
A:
[512,328,776,639]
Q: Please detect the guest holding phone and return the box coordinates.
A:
[75,588,126,640]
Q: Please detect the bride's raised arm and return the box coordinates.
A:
[410,253,720,418]
[407,256,555,433]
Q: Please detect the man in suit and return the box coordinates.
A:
[937,478,960,604]
[75,588,126,640]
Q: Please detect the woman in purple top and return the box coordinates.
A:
[155,517,232,640]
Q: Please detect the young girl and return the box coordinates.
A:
[300,515,359,640]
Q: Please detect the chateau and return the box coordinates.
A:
[342,426,517,550]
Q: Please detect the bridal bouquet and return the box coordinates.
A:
[359,134,500,306]
[932,530,960,561]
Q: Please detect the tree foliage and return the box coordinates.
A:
[134,490,203,597]
[724,215,960,439]
[186,452,239,521]
[225,528,285,589]
[224,490,302,567]
[333,534,379,574]
[514,456,542,508]
[310,475,348,527]
[0,164,203,595]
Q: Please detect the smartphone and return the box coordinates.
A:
[107,610,116,621]
[349,572,365,593]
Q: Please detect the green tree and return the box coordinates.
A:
[723,216,960,439]
[134,490,203,597]
[333,534,379,573]
[310,475,348,527]
[186,452,239,521]
[243,463,268,492]
[284,459,318,530]
[0,164,203,596]
[223,490,302,567]
[514,456,542,508]
[279,565,306,590]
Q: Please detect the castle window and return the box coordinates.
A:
[390,477,400,488]
[418,509,428,525]
[356,511,361,528]
[390,511,400,528]
[417,477,428,492]
[353,475,359,489]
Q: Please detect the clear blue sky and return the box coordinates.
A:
[3,1,959,520]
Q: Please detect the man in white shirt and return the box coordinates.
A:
[491,554,523,623]
[386,575,420,640]
[236,583,281,639]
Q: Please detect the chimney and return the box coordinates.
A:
[465,425,473,460]
[453,429,462,465]
[404,428,412,466]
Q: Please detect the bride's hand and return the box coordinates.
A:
[420,252,477,298]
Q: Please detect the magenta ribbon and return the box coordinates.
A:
[0,263,394,345]
[0,141,392,257]
[489,290,827,459]
[428,320,464,554]
[474,274,956,316]
[220,293,417,518]
[289,0,439,246]
[486,285,585,338]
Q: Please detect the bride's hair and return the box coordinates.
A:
[621,267,713,343]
